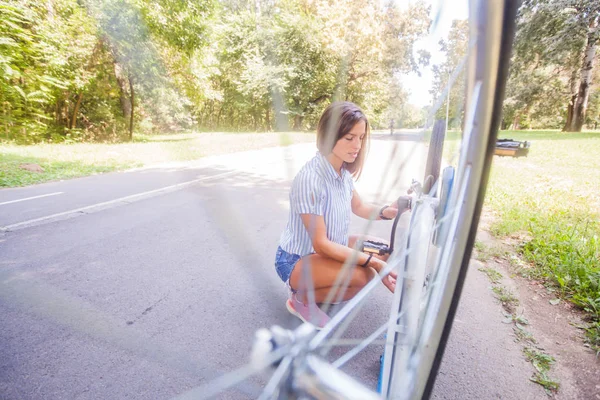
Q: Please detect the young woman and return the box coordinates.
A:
[274,101,399,329]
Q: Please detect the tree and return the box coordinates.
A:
[507,0,600,132]
[1,0,431,139]
[87,0,217,138]
[0,1,66,140]
[311,0,430,128]
[204,0,430,131]
[430,20,468,129]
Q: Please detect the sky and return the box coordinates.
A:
[399,0,469,107]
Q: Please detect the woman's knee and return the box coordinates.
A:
[352,266,376,288]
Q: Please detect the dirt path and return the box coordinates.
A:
[475,217,600,399]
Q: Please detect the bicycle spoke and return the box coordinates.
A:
[321,338,387,347]
[332,310,404,369]
[257,355,293,400]
[319,139,422,316]
[330,269,445,370]
[325,193,468,368]
[317,48,473,318]
[318,198,455,358]
[309,247,409,352]
[172,345,290,400]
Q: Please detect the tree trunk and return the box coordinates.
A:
[562,69,579,132]
[199,103,207,127]
[3,101,9,139]
[512,113,521,130]
[64,95,70,129]
[216,105,223,128]
[293,115,303,131]
[254,107,261,131]
[265,107,270,131]
[228,106,234,130]
[70,92,83,129]
[55,97,60,123]
[128,75,134,141]
[113,62,131,119]
[570,20,598,132]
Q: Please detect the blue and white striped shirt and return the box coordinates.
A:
[279,151,354,256]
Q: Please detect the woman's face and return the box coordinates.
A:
[331,120,366,164]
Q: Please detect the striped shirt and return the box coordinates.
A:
[279,151,354,256]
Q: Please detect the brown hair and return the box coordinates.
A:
[316,101,370,179]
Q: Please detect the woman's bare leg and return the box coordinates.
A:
[289,253,376,304]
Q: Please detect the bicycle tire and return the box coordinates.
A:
[416,1,520,398]
[378,1,519,398]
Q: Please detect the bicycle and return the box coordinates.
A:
[180,0,520,398]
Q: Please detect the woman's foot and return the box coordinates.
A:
[286,295,330,329]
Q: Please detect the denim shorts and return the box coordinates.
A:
[274,246,301,284]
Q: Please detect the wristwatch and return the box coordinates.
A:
[379,205,392,220]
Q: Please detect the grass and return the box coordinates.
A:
[514,325,536,344]
[474,241,491,262]
[477,252,560,393]
[523,347,560,393]
[0,131,315,187]
[474,240,507,263]
[492,286,520,311]
[483,130,600,353]
[478,266,503,284]
[524,347,556,371]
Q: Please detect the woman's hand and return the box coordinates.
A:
[382,271,397,293]
[381,205,398,220]
[381,195,413,220]
[370,258,397,293]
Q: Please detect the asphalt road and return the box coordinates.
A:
[0,135,545,399]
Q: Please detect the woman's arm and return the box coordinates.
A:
[300,213,385,271]
[350,190,397,220]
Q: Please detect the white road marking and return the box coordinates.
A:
[1,171,237,232]
[0,192,64,206]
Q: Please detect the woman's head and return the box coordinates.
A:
[317,101,370,178]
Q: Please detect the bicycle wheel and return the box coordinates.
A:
[175,0,520,398]
[380,1,520,399]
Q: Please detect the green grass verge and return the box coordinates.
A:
[478,259,559,392]
[484,130,600,353]
[0,153,135,187]
[0,131,315,187]
[478,266,503,284]
[523,347,560,393]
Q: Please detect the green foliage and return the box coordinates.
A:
[492,286,519,310]
[0,1,58,139]
[523,347,560,393]
[1,0,598,141]
[586,90,600,129]
[478,266,503,284]
[0,0,433,140]
[430,20,468,128]
[502,0,600,131]
[524,347,555,371]
[0,152,128,187]
[0,131,316,187]
[135,0,215,55]
[201,0,430,131]
[514,324,536,343]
